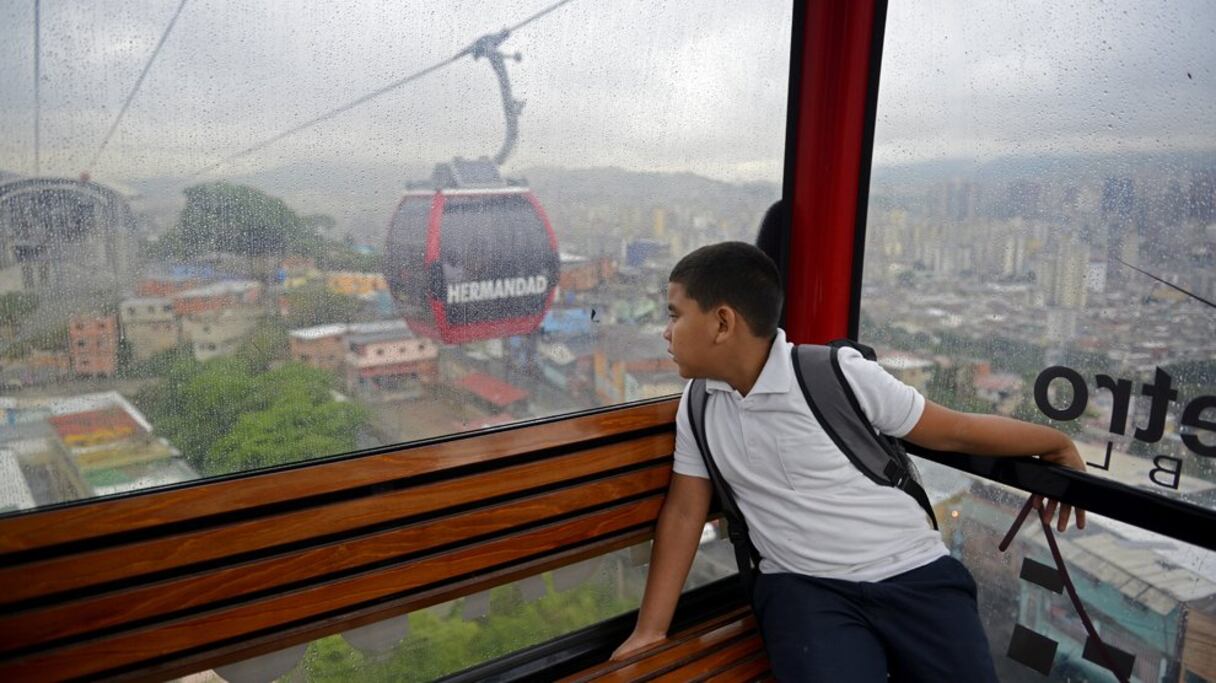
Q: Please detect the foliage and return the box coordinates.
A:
[237,318,291,373]
[283,284,363,329]
[0,292,39,326]
[135,349,366,476]
[297,573,637,682]
[30,325,68,352]
[159,182,319,259]
[205,392,365,474]
[123,344,196,379]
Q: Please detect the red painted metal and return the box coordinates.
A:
[784,0,880,344]
[408,189,558,344]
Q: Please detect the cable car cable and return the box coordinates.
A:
[1115,258,1216,311]
[86,0,190,175]
[188,0,579,179]
[504,0,577,34]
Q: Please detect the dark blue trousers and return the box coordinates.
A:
[752,555,998,682]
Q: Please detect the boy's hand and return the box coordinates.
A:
[611,629,666,661]
[1037,442,1087,532]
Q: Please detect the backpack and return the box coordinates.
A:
[684,339,938,600]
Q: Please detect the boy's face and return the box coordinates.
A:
[664,282,720,379]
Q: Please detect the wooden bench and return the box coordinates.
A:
[0,397,772,681]
[0,401,688,681]
[564,607,771,683]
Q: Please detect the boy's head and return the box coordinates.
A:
[664,241,783,379]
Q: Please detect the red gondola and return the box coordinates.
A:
[384,31,559,344]
[385,159,559,344]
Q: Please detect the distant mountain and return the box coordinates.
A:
[121,149,1213,242]
[872,150,1216,185]
[129,162,780,242]
[517,165,777,208]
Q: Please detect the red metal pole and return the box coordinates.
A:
[784,0,885,344]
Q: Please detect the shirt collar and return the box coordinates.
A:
[704,328,793,396]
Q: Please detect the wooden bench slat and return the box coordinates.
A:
[569,611,758,682]
[130,528,656,683]
[700,652,770,683]
[0,400,676,555]
[613,620,758,682]
[651,633,765,683]
[0,465,671,655]
[0,434,671,606]
[560,607,753,683]
[0,495,666,681]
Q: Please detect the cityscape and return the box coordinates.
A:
[2,0,1215,678]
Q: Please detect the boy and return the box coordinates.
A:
[612,242,1086,681]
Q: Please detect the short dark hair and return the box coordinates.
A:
[669,241,783,338]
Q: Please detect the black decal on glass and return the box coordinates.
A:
[1082,635,1135,680]
[1020,557,1064,594]
[1095,374,1132,435]
[1149,455,1182,490]
[1087,441,1113,471]
[1134,367,1178,443]
[1008,624,1057,676]
[1034,366,1088,421]
[1181,395,1216,458]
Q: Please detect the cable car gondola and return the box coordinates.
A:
[386,159,558,344]
[385,31,559,344]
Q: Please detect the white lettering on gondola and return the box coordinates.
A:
[447,276,549,304]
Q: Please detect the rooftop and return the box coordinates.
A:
[176,280,261,299]
[456,373,529,408]
[289,324,349,341]
[348,320,409,336]
[878,351,936,371]
[347,328,417,346]
[48,407,144,443]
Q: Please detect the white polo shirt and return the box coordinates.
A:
[673,329,948,582]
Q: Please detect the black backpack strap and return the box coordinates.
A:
[792,344,939,530]
[685,379,761,599]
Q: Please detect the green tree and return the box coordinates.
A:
[297,573,638,682]
[0,292,39,328]
[161,182,316,259]
[284,283,363,329]
[206,396,364,474]
[141,357,260,469]
[124,344,195,379]
[238,319,290,372]
[137,356,367,476]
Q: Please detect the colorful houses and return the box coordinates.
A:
[344,321,439,399]
[68,313,119,377]
[119,296,180,361]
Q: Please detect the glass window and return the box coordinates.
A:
[0,2,790,509]
[924,463,1216,682]
[177,531,738,682]
[863,0,1216,511]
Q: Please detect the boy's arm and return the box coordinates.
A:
[611,473,713,660]
[905,399,1087,531]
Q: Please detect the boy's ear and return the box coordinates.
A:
[713,305,736,343]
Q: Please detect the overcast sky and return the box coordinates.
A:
[1,0,1213,189]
